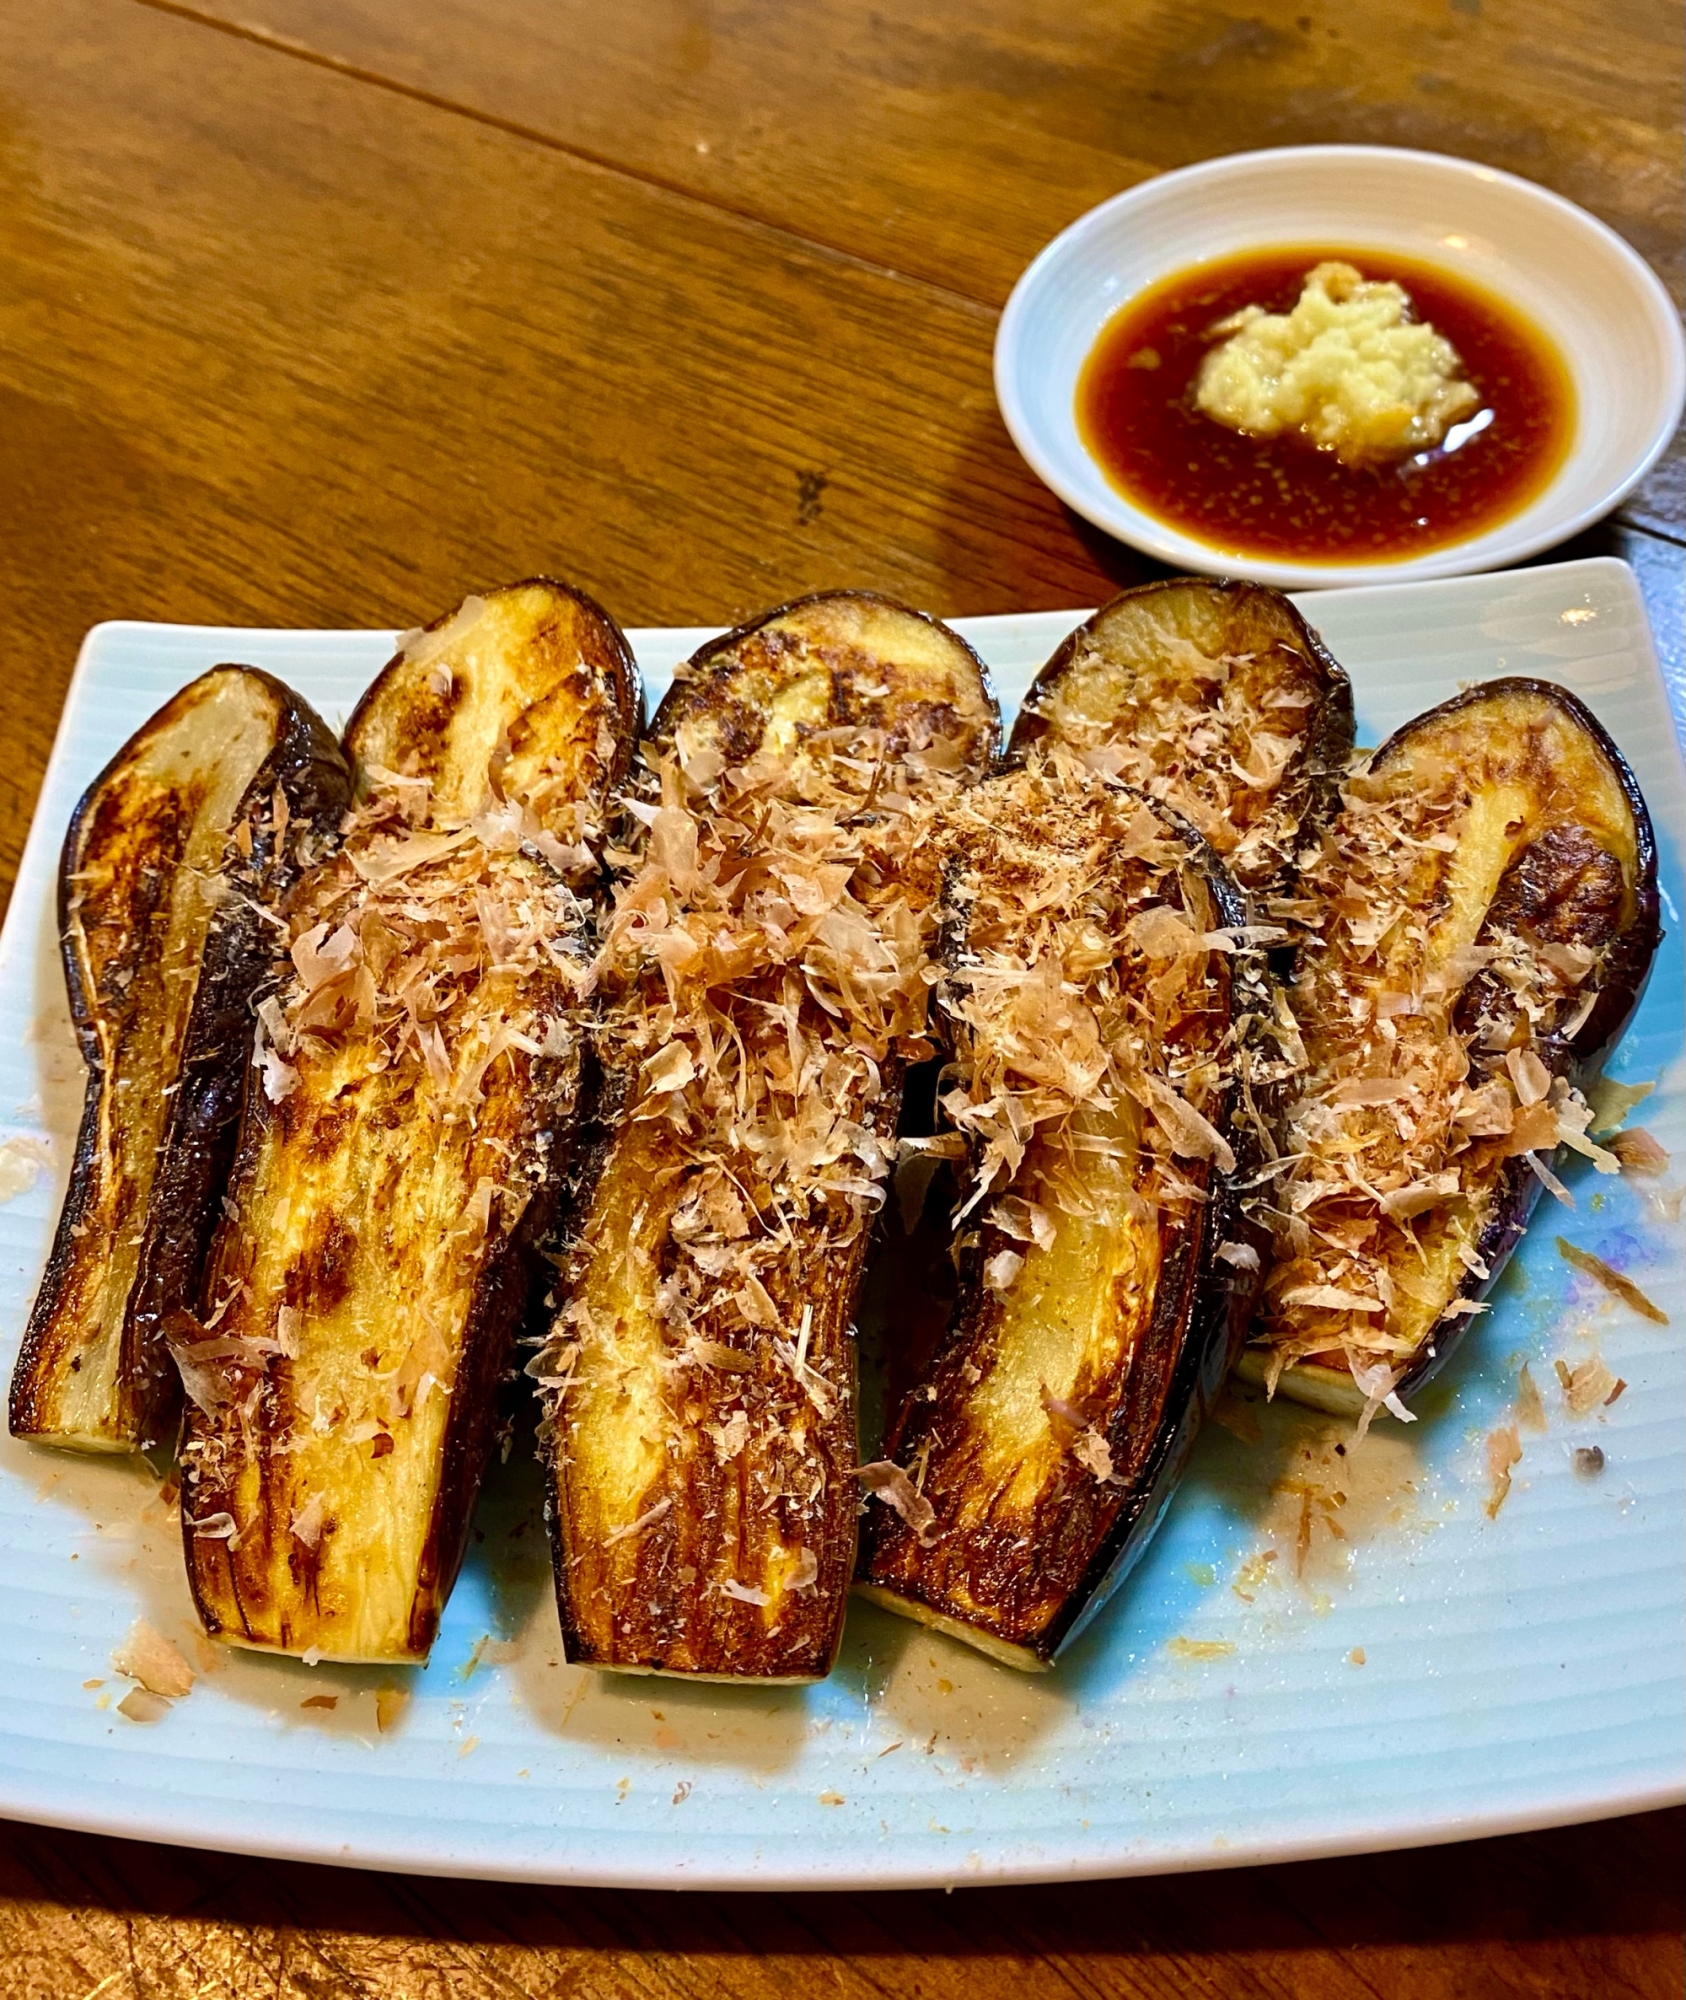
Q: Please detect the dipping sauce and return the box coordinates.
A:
[1077,247,1574,563]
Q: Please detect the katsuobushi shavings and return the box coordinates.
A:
[1556,1237,1669,1325]
[254,761,599,1107]
[1253,712,1632,1427]
[179,724,609,1433]
[932,746,1259,1230]
[1027,631,1329,903]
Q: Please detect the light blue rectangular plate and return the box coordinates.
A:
[0,557,1679,1887]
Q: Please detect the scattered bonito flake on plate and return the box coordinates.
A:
[110,1619,195,1721]
[0,1133,52,1204]
[110,1618,195,1700]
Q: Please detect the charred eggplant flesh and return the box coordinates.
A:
[539,593,998,1681]
[10,669,348,1454]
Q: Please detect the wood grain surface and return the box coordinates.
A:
[0,0,1681,1989]
[142,0,1686,304]
[0,1807,1681,1998]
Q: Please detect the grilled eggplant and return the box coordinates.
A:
[1004,574,1357,1298]
[538,592,997,1681]
[179,582,639,1662]
[10,669,348,1454]
[856,752,1266,1670]
[1244,680,1661,1420]
[1011,578,1354,909]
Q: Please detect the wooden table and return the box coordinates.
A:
[1,0,1681,1991]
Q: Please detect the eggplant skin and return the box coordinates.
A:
[9,668,349,1454]
[1251,677,1661,1416]
[181,581,640,1664]
[857,762,1266,1670]
[541,592,999,1681]
[1010,577,1355,909]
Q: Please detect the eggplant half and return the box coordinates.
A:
[10,669,349,1454]
[1011,579,1354,909]
[537,592,998,1681]
[1244,679,1661,1420]
[178,582,640,1663]
[856,751,1267,1670]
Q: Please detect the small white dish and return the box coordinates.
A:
[995,146,1685,590]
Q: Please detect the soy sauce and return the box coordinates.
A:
[1077,247,1574,564]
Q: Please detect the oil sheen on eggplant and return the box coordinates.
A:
[1010,578,1355,912]
[1246,679,1660,1420]
[857,752,1266,1670]
[537,593,998,1681]
[179,582,639,1663]
[10,668,349,1455]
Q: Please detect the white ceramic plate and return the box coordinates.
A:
[0,558,1680,1889]
[995,147,1686,589]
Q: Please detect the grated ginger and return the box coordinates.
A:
[1195,261,1480,467]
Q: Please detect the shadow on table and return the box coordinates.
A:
[1,1807,1679,1988]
